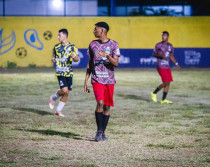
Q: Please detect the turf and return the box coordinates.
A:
[0,68,210,167]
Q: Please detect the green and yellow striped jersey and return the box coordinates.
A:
[53,43,78,77]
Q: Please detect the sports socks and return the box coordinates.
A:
[95,112,103,131]
[52,91,60,101]
[102,114,110,133]
[162,92,168,100]
[57,101,65,113]
[153,87,160,94]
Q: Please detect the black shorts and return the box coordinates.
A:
[57,76,73,90]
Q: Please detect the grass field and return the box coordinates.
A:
[0,68,210,167]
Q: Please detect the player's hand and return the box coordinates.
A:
[161,54,165,59]
[176,64,181,71]
[97,52,108,57]
[51,57,56,63]
[72,53,79,62]
[71,53,76,59]
[84,81,90,93]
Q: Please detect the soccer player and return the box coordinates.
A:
[151,31,180,104]
[84,22,120,141]
[49,29,79,117]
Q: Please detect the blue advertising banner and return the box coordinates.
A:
[72,48,210,68]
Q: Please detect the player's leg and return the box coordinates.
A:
[161,69,173,104]
[157,82,167,91]
[58,87,69,102]
[56,87,69,117]
[55,76,72,116]
[162,82,170,100]
[94,100,104,141]
[57,89,65,96]
[151,82,166,102]
[164,82,170,93]
[93,83,105,141]
[49,89,61,109]
[161,82,172,104]
[102,105,110,141]
[95,100,104,131]
[50,89,68,102]
[49,76,65,109]
[151,69,166,102]
[101,84,114,141]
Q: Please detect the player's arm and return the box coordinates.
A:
[98,52,119,67]
[84,47,93,93]
[107,55,119,67]
[97,45,120,67]
[153,52,164,59]
[72,47,79,62]
[169,45,180,70]
[170,53,181,70]
[52,48,56,62]
[153,44,164,59]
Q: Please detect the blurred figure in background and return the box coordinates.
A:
[151,31,180,104]
[49,29,79,117]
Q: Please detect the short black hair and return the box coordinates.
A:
[95,22,109,32]
[59,29,68,37]
[162,31,169,36]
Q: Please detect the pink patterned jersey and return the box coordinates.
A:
[154,42,174,69]
[87,39,120,85]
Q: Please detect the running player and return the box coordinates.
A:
[151,31,180,104]
[84,22,120,141]
[49,29,79,116]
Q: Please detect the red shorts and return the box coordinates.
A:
[157,69,173,83]
[92,82,115,107]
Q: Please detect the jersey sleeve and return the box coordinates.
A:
[87,45,90,56]
[170,44,174,54]
[52,47,56,57]
[153,44,159,55]
[113,43,120,57]
[87,44,94,57]
[70,45,79,57]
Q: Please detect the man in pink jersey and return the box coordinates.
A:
[84,22,120,141]
[151,31,181,104]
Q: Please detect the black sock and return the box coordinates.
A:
[162,92,168,100]
[153,87,160,94]
[95,112,103,131]
[102,114,110,133]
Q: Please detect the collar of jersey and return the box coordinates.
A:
[61,42,71,46]
[161,41,169,45]
[98,39,110,44]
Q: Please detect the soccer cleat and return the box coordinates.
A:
[151,92,157,102]
[94,130,103,141]
[161,99,173,104]
[56,112,65,117]
[102,133,107,141]
[49,96,55,109]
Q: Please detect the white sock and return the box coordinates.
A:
[57,101,65,113]
[52,91,60,101]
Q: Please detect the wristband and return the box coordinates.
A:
[175,62,179,66]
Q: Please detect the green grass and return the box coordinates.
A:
[146,143,175,149]
[0,68,210,167]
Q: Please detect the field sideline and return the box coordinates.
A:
[0,68,210,167]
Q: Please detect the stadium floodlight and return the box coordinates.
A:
[52,0,63,9]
